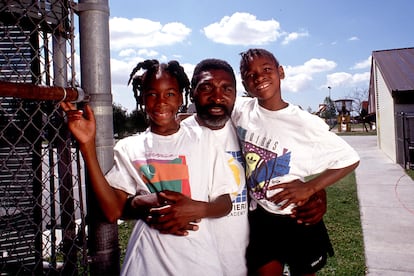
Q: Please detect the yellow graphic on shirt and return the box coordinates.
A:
[228,156,243,197]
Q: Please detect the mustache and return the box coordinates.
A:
[205,103,229,112]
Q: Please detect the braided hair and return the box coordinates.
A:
[239,48,280,79]
[128,59,190,112]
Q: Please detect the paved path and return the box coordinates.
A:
[342,136,414,276]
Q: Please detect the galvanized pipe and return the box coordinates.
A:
[78,0,120,274]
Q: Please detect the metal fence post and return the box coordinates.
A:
[78,0,120,274]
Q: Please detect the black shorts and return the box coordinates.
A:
[246,206,334,275]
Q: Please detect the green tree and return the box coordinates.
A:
[320,97,337,120]
[319,97,337,130]
[112,103,128,138]
[126,109,148,134]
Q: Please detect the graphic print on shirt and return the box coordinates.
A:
[133,156,191,196]
[227,150,248,217]
[236,126,291,200]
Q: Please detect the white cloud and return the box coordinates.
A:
[282,73,313,93]
[137,49,159,57]
[109,17,191,50]
[326,72,353,87]
[282,58,336,93]
[281,31,309,45]
[203,12,282,45]
[111,58,141,86]
[352,72,370,83]
[351,56,371,70]
[348,36,359,41]
[159,55,168,63]
[285,58,336,76]
[118,49,136,57]
[325,71,370,88]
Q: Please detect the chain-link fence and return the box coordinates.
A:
[0,1,89,274]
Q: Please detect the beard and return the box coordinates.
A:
[195,102,231,129]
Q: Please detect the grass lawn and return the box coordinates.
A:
[118,172,366,275]
[335,123,377,136]
[405,169,414,180]
[118,220,135,264]
[319,172,366,275]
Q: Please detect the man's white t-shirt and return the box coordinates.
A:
[182,116,249,276]
[105,124,239,275]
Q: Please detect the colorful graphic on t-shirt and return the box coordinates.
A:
[227,150,248,216]
[244,142,291,200]
[133,156,191,196]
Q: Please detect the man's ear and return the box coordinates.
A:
[278,66,285,80]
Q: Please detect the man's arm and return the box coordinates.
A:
[291,189,327,225]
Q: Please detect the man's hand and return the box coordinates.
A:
[291,189,327,225]
[122,192,200,236]
[147,191,202,236]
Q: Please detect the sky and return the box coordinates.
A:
[104,0,414,113]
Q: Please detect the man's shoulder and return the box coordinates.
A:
[233,97,255,117]
[235,96,254,106]
[180,113,197,127]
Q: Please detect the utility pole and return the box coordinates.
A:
[328,86,332,99]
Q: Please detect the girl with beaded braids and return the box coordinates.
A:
[128,59,190,113]
[61,59,238,275]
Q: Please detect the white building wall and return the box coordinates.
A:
[375,64,396,162]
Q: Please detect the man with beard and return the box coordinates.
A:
[178,58,328,276]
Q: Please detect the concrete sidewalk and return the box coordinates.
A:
[342,136,414,275]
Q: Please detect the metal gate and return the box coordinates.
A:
[395,112,414,170]
[0,1,88,274]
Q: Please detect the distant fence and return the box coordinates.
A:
[0,1,89,274]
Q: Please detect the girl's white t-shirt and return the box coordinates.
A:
[106,124,238,275]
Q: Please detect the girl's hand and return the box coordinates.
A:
[60,102,96,146]
[266,179,314,210]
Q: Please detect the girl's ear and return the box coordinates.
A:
[278,66,285,80]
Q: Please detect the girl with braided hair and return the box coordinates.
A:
[233,48,359,275]
[128,59,190,113]
[61,59,238,275]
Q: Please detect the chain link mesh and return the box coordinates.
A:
[0,1,88,274]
